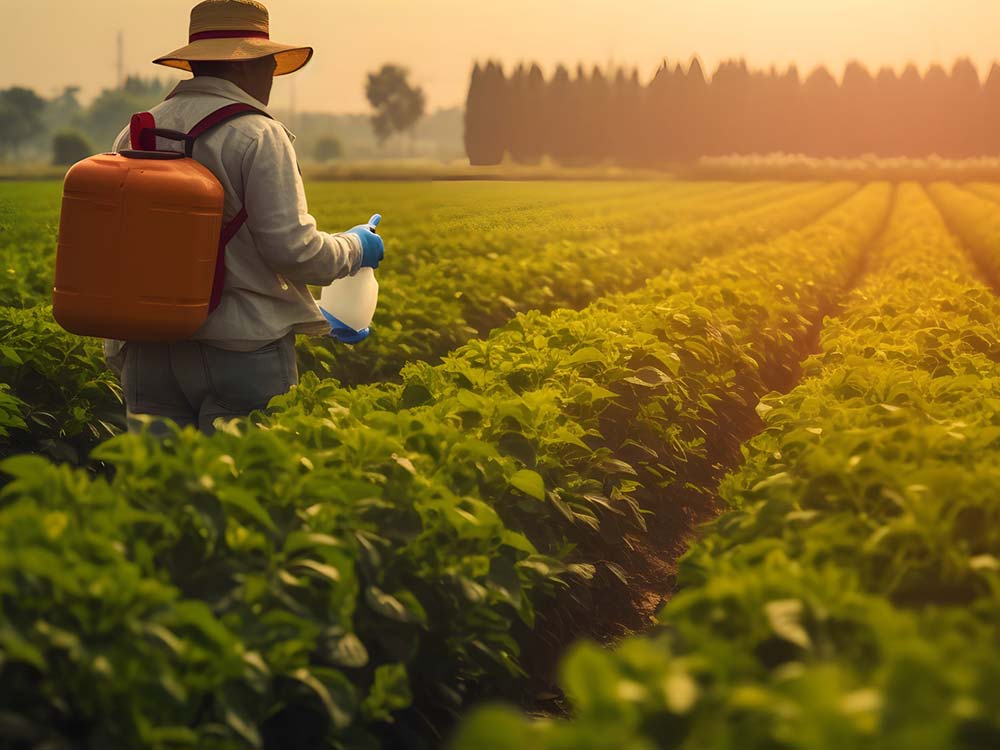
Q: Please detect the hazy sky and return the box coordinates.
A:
[4,0,1000,114]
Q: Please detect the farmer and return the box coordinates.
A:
[105,0,384,436]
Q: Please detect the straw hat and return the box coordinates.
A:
[154,0,313,77]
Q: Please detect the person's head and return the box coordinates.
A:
[190,55,278,105]
[153,0,313,100]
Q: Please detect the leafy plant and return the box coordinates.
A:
[452,184,1000,749]
[0,182,892,747]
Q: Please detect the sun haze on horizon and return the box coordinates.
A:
[3,0,998,115]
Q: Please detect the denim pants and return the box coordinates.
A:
[121,334,298,436]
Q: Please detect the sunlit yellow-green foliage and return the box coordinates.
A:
[1,180,999,749]
[454,185,1000,749]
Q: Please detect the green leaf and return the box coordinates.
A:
[510,469,545,500]
[449,706,536,750]
[0,346,23,365]
[588,385,619,400]
[765,599,812,650]
[283,532,343,556]
[219,686,263,748]
[168,601,234,650]
[597,458,638,476]
[217,486,276,532]
[289,668,355,731]
[499,432,536,467]
[0,625,46,670]
[365,586,425,624]
[401,383,433,408]
[320,629,370,668]
[361,664,413,723]
[0,454,51,480]
[560,347,605,367]
[288,558,342,585]
[663,670,699,713]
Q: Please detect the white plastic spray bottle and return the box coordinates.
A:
[318,214,381,341]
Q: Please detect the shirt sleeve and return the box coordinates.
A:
[241,121,362,286]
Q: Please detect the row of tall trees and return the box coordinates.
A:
[465,58,1000,166]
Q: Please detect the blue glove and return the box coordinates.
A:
[347,214,384,269]
[319,307,371,345]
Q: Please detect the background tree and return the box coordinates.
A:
[922,64,951,156]
[873,67,902,156]
[365,64,427,150]
[985,64,1000,155]
[84,75,170,149]
[801,66,840,157]
[508,64,546,164]
[612,68,644,166]
[681,59,710,161]
[522,64,548,163]
[313,135,343,162]
[464,63,488,164]
[464,61,509,165]
[545,65,574,165]
[0,87,46,157]
[950,58,983,157]
[43,86,83,133]
[841,62,877,156]
[896,64,924,157]
[643,62,675,165]
[52,131,93,165]
[562,65,592,165]
[707,60,752,155]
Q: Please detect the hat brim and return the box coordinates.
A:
[153,38,313,76]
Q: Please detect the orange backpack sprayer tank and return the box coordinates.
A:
[53,104,268,341]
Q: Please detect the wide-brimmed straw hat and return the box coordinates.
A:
[154,0,313,77]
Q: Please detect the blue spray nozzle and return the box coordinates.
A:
[368,214,382,233]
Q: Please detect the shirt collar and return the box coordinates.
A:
[166,76,295,141]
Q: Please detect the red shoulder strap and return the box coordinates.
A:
[188,103,269,139]
[190,103,271,313]
[209,207,249,312]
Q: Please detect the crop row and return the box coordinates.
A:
[0,182,60,308]
[0,181,751,461]
[0,185,890,749]
[962,180,1000,206]
[927,182,1000,287]
[298,182,854,385]
[0,181,777,311]
[452,184,1000,749]
[0,183,849,463]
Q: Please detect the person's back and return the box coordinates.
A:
[107,0,386,435]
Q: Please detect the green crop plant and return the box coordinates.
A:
[5,179,1000,750]
[0,184,890,748]
[452,184,1000,750]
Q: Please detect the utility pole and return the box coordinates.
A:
[117,30,125,88]
[289,75,298,131]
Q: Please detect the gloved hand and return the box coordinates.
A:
[347,214,385,269]
[319,307,371,345]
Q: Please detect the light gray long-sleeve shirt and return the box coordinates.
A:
[105,76,362,369]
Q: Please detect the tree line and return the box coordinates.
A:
[465,58,1000,166]
[0,65,431,166]
[0,77,172,164]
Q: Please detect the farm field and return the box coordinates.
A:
[0,180,998,749]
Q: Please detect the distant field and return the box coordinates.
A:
[11,155,1000,183]
[1,179,998,748]
[0,161,674,182]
